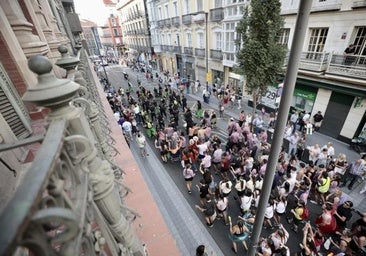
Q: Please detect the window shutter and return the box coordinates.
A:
[0,63,32,139]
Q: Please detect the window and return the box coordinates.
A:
[113,28,118,36]
[186,33,192,47]
[224,23,236,52]
[307,27,328,59]
[226,7,238,17]
[198,32,204,48]
[164,4,169,18]
[158,7,162,20]
[353,26,366,56]
[215,0,222,8]
[167,34,172,45]
[214,32,222,50]
[173,2,178,16]
[278,28,290,47]
[184,0,189,14]
[197,0,203,11]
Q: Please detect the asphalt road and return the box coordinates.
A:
[103,64,361,255]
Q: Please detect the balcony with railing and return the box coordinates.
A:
[210,8,224,22]
[0,46,145,256]
[326,54,366,80]
[195,48,205,57]
[157,20,165,28]
[210,49,223,60]
[282,51,366,83]
[164,18,171,27]
[182,14,192,25]
[184,47,193,55]
[311,0,342,12]
[352,0,366,8]
[171,16,180,26]
[162,45,170,51]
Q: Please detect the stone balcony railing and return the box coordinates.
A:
[283,51,366,82]
[171,16,180,26]
[0,46,144,256]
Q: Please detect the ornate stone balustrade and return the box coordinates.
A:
[0,52,144,255]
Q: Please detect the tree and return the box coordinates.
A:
[235,0,286,114]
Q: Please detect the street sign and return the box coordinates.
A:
[206,72,212,83]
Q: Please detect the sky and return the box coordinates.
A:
[74,0,110,25]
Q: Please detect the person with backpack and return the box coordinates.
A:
[288,199,309,233]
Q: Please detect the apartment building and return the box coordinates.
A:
[98,13,124,59]
[277,0,366,143]
[117,0,152,65]
[146,0,225,84]
[80,19,102,56]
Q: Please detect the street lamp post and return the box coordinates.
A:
[101,56,109,85]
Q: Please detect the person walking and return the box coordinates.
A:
[136,130,148,157]
[183,163,195,194]
[288,132,300,157]
[228,217,250,254]
[195,194,216,228]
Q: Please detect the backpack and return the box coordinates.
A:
[300,207,309,220]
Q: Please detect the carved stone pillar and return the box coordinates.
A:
[23,55,144,256]
[29,0,61,60]
[1,0,48,57]
[47,0,70,47]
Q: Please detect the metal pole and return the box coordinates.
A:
[100,55,110,85]
[205,12,209,90]
[247,1,313,255]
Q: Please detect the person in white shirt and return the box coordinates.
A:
[122,120,133,140]
[136,131,148,157]
[288,132,300,156]
[322,142,335,159]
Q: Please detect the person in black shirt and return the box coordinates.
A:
[344,44,356,65]
[334,201,353,231]
[313,111,324,131]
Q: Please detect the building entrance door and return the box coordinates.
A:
[321,92,353,139]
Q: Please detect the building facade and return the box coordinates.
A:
[117,0,152,65]
[80,19,102,56]
[278,0,366,143]
[145,0,225,85]
[99,13,124,60]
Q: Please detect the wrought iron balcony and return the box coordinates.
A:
[164,18,171,27]
[182,14,192,25]
[0,47,144,256]
[171,16,180,26]
[162,45,170,51]
[210,8,224,22]
[184,47,194,55]
[172,46,181,53]
[210,49,223,60]
[352,0,366,8]
[157,20,165,28]
[195,48,205,57]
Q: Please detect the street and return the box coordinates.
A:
[103,64,363,256]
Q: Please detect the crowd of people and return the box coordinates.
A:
[102,65,366,256]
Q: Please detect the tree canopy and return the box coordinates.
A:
[236,0,286,108]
